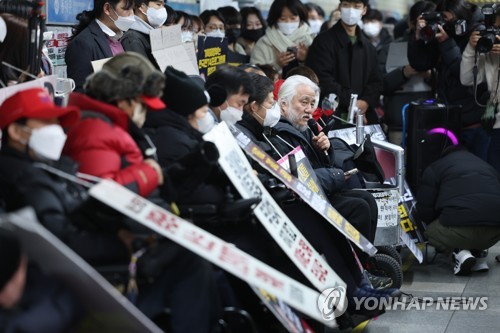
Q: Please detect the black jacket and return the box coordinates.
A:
[121,29,160,69]
[382,33,434,129]
[305,22,383,121]
[0,264,82,333]
[65,20,113,92]
[262,118,346,196]
[144,110,226,205]
[368,27,393,75]
[407,8,487,127]
[416,149,500,227]
[0,147,129,265]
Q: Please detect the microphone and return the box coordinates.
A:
[307,118,329,157]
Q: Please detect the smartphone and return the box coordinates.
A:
[286,46,297,56]
[344,168,359,177]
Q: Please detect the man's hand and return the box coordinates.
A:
[469,30,481,49]
[356,100,370,125]
[435,24,449,43]
[296,42,308,62]
[312,131,330,151]
[491,35,500,55]
[415,15,426,41]
[276,50,295,68]
[144,158,164,185]
[356,100,369,114]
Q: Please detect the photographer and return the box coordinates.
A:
[460,4,500,174]
[409,0,490,160]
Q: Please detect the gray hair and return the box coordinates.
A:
[277,75,320,110]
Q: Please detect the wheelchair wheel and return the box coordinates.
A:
[372,253,403,289]
[376,246,402,266]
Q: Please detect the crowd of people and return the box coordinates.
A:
[1,0,500,331]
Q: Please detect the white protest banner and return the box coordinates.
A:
[89,179,336,327]
[204,123,346,295]
[277,146,328,200]
[91,57,111,72]
[150,25,199,75]
[251,286,316,333]
[0,208,163,332]
[400,229,424,263]
[228,124,377,256]
[0,75,57,105]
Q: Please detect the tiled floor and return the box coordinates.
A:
[363,243,500,333]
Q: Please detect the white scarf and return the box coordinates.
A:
[265,24,313,53]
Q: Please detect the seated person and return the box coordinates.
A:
[149,66,399,329]
[0,229,83,333]
[417,145,500,276]
[264,75,379,252]
[205,65,254,125]
[64,52,166,199]
[64,53,221,331]
[0,88,130,265]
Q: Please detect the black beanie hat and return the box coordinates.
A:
[0,229,22,291]
[163,66,210,116]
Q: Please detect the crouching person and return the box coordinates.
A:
[417,145,500,275]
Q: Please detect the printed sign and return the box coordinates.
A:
[151,25,199,75]
[204,123,347,295]
[0,208,163,332]
[252,286,316,333]
[368,189,400,229]
[228,125,377,256]
[197,36,228,76]
[0,75,57,105]
[277,146,328,200]
[89,180,336,327]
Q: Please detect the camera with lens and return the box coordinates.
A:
[420,12,445,42]
[420,11,468,42]
[476,4,500,53]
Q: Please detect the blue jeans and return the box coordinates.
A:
[488,129,500,174]
[460,127,490,162]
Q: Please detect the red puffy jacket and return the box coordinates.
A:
[64,93,159,197]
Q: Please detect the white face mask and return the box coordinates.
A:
[220,104,243,125]
[181,30,194,43]
[308,19,323,34]
[197,112,216,133]
[340,7,363,26]
[110,8,136,32]
[363,22,381,38]
[206,29,225,38]
[256,102,281,127]
[27,124,67,161]
[132,103,147,128]
[0,16,6,43]
[146,7,167,28]
[277,21,300,35]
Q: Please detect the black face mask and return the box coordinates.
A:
[241,28,265,42]
[226,28,241,43]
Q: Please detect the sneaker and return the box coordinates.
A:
[453,249,476,276]
[366,272,393,289]
[471,250,489,272]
